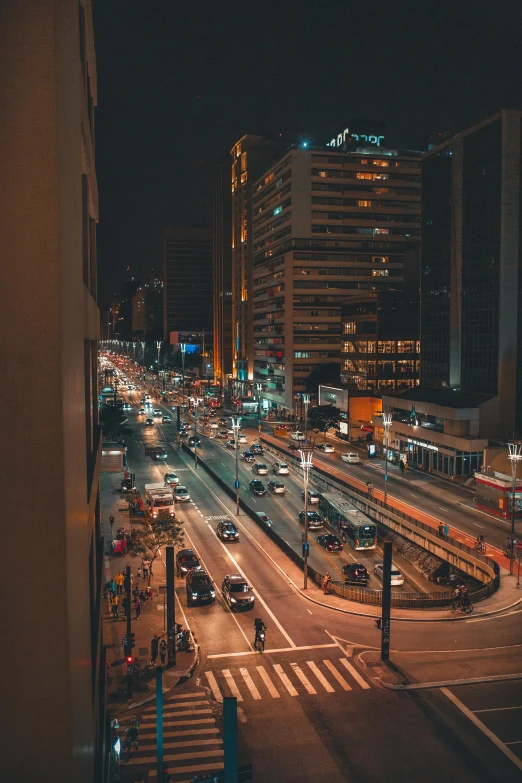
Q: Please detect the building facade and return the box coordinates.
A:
[0,1,106,780]
[251,143,421,413]
[378,111,522,477]
[163,227,213,337]
[213,161,233,386]
[132,274,164,340]
[231,135,289,390]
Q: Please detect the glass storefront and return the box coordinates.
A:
[398,438,482,477]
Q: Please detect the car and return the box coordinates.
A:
[209,410,217,417]
[342,563,370,585]
[302,489,320,504]
[290,431,305,441]
[145,417,154,426]
[227,439,239,449]
[298,510,323,529]
[255,511,272,525]
[273,462,289,475]
[186,567,215,604]
[122,402,132,410]
[252,463,268,475]
[164,472,180,486]
[153,450,168,461]
[145,394,152,400]
[153,408,162,416]
[216,430,228,439]
[222,573,255,610]
[140,398,146,404]
[162,415,171,423]
[317,534,343,552]
[176,548,200,576]
[138,408,146,415]
[179,428,189,437]
[249,479,266,496]
[268,480,286,494]
[216,519,239,541]
[237,434,248,444]
[374,563,404,586]
[188,436,201,446]
[242,451,255,463]
[317,443,335,453]
[174,486,191,502]
[342,452,360,464]
[251,443,264,455]
[208,421,219,429]
[219,417,229,426]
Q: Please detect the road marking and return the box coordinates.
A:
[273,663,298,696]
[307,661,334,692]
[339,658,371,690]
[438,507,448,512]
[290,662,317,694]
[410,494,419,498]
[505,741,522,745]
[466,609,522,623]
[323,660,352,691]
[473,522,484,528]
[441,687,522,772]
[474,705,522,713]
[256,666,280,698]
[207,644,337,659]
[222,669,243,701]
[239,667,262,700]
[205,671,223,702]
[306,609,313,615]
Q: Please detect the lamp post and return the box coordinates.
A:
[155,341,162,390]
[231,417,242,515]
[255,382,262,434]
[302,394,310,442]
[180,343,187,409]
[382,411,393,506]
[299,444,314,590]
[140,341,145,371]
[507,440,522,576]
[190,397,202,469]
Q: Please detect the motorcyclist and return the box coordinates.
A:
[254,617,266,645]
[505,537,514,555]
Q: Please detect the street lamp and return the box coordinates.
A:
[299,443,314,590]
[507,440,522,576]
[180,343,187,409]
[302,394,310,442]
[255,382,263,434]
[190,396,203,469]
[382,411,393,506]
[156,341,162,390]
[230,416,242,515]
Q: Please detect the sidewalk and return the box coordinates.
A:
[100,472,198,713]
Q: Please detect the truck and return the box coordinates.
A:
[144,445,168,460]
[144,483,175,519]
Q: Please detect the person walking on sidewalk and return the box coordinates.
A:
[322,572,332,595]
[150,635,159,665]
[443,524,449,541]
[134,595,141,619]
[142,558,151,581]
[111,594,119,619]
[115,572,124,594]
[159,639,167,666]
[108,578,116,597]
[399,460,405,475]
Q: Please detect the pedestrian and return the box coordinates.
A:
[142,558,151,580]
[438,523,444,539]
[108,578,116,597]
[136,566,142,581]
[134,595,141,619]
[109,515,115,532]
[115,571,124,594]
[399,460,405,474]
[322,572,332,595]
[111,594,119,619]
[150,634,159,665]
[159,639,167,666]
[443,524,449,541]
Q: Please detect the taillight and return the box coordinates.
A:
[355,539,360,547]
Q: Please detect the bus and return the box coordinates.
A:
[318,490,377,550]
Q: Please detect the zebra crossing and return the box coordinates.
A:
[204,656,371,703]
[118,689,224,781]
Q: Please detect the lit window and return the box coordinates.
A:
[356,172,373,180]
[372,256,389,263]
[358,200,372,207]
[343,322,356,334]
[273,206,282,216]
[374,228,389,235]
[373,160,389,167]
[372,269,389,276]
[319,171,327,178]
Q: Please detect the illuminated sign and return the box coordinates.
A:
[327,128,385,148]
[407,438,438,452]
[326,119,387,149]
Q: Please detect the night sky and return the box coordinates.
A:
[93,0,521,306]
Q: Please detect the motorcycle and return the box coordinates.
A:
[254,630,266,652]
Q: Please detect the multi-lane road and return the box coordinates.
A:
[108,364,522,782]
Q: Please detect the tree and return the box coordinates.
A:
[305,362,341,394]
[99,404,132,440]
[131,516,185,585]
[308,404,342,440]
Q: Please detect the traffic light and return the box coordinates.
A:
[130,632,135,648]
[126,655,133,665]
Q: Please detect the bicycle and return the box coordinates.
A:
[474,540,486,554]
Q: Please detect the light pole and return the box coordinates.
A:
[180,343,187,409]
[191,397,202,469]
[140,341,145,372]
[299,444,314,590]
[302,394,310,442]
[382,410,393,506]
[507,440,522,576]
[156,341,162,390]
[231,416,242,515]
[255,382,262,435]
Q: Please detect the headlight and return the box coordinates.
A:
[210,590,215,597]
[192,593,198,598]
[248,596,254,601]
[230,596,237,603]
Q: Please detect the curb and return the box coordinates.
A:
[376,672,522,691]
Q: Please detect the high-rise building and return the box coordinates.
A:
[230,135,290,390]
[213,160,233,385]
[132,272,164,340]
[378,110,522,477]
[0,1,107,781]
[251,135,421,413]
[163,227,213,338]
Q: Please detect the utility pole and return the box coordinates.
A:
[380,541,392,661]
[166,547,176,666]
[231,417,241,515]
[299,443,314,589]
[382,410,392,506]
[125,564,133,698]
[508,440,522,576]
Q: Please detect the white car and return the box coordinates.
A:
[290,431,305,441]
[374,563,404,586]
[273,462,290,475]
[317,443,335,453]
[342,452,360,464]
[238,434,248,444]
[174,486,191,502]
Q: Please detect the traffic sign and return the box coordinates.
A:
[516,542,522,552]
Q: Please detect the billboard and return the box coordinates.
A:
[318,386,348,410]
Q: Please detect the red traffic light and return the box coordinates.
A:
[126,655,133,664]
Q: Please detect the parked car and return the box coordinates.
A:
[342,563,370,585]
[249,479,266,496]
[164,472,180,486]
[299,510,323,529]
[342,452,360,464]
[252,463,268,475]
[273,462,289,475]
[374,563,404,586]
[251,444,264,455]
[317,534,343,552]
[176,548,200,576]
[316,443,335,453]
[302,489,320,504]
[174,485,191,502]
[268,480,286,494]
[186,567,215,604]
[222,573,255,610]
[216,519,240,542]
[242,451,255,462]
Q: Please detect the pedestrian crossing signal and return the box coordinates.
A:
[126,655,133,664]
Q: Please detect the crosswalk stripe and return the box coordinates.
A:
[339,658,371,690]
[143,692,206,712]
[140,727,219,739]
[126,750,224,765]
[256,666,280,698]
[141,708,213,722]
[205,671,223,702]
[323,660,352,691]
[273,664,298,696]
[240,667,261,700]
[307,661,334,693]
[144,700,208,713]
[148,763,223,778]
[223,669,243,701]
[290,662,317,694]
